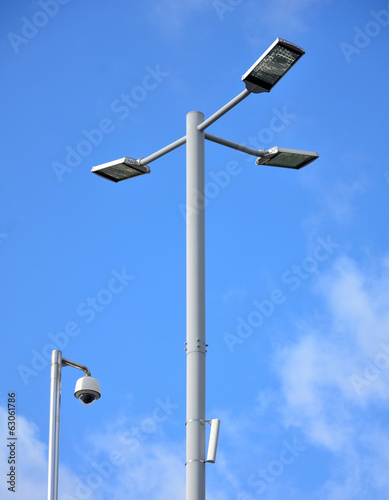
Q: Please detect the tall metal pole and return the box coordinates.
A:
[186,111,206,500]
[47,350,62,500]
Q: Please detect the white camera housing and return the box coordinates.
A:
[74,376,101,406]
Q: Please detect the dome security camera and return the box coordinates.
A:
[74,376,101,406]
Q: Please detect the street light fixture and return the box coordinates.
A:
[255,147,319,169]
[242,38,305,93]
[91,37,318,500]
[91,157,150,182]
[47,350,101,500]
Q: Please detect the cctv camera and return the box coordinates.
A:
[74,376,101,406]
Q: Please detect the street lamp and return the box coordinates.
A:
[91,38,318,500]
[47,350,101,500]
[91,157,150,182]
[255,147,319,169]
[242,38,305,93]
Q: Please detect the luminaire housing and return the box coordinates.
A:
[91,157,150,183]
[242,38,305,93]
[255,147,319,169]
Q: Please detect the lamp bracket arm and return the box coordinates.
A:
[204,132,267,158]
[137,89,253,166]
[138,135,187,166]
[197,88,251,132]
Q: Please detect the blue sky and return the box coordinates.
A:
[1,0,389,498]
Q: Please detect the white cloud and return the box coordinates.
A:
[274,254,389,497]
[0,403,245,500]
[0,407,79,500]
[5,251,389,500]
[0,404,186,500]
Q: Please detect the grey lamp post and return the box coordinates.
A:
[91,38,319,500]
[47,350,101,500]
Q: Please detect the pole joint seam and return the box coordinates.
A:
[185,348,207,355]
[185,418,205,425]
[184,340,207,355]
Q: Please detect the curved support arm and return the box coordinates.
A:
[62,358,91,377]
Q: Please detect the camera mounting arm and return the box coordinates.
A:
[61,357,91,377]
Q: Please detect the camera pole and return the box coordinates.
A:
[47,351,98,500]
[47,350,62,500]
